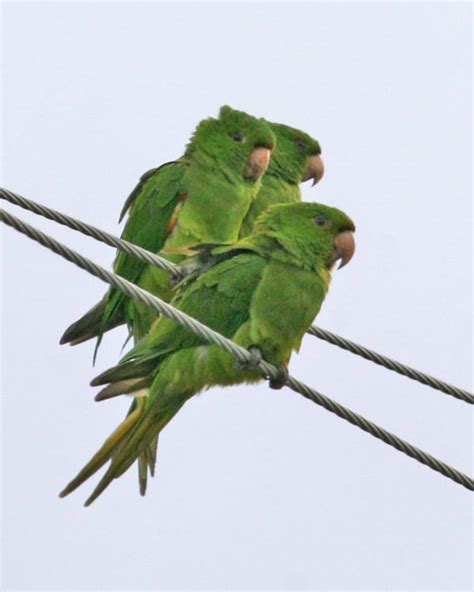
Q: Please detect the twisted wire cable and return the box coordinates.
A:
[307,327,473,404]
[1,187,472,405]
[0,187,183,280]
[2,207,473,492]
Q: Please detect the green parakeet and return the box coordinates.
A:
[60,106,275,345]
[59,201,356,506]
[239,121,324,237]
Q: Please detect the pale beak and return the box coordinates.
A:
[332,230,356,269]
[244,147,272,181]
[302,154,325,186]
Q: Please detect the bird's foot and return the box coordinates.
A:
[269,364,289,390]
[236,346,262,372]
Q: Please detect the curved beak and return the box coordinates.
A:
[332,230,356,269]
[302,154,325,186]
[244,147,272,181]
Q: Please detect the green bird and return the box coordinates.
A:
[59,201,356,506]
[239,121,324,237]
[60,106,275,346]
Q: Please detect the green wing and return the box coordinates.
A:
[102,159,188,330]
[93,252,268,383]
[132,253,267,361]
[118,165,169,223]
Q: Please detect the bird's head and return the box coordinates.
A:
[254,201,355,272]
[187,106,276,182]
[266,122,324,186]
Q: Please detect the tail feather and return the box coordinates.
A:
[136,398,151,496]
[59,405,142,499]
[59,293,125,345]
[83,401,184,506]
[138,456,148,496]
[61,297,107,345]
[146,435,159,477]
[94,378,150,402]
[90,360,156,387]
[84,412,160,506]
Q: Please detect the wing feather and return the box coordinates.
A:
[102,160,188,328]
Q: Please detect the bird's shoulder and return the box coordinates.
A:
[119,158,188,223]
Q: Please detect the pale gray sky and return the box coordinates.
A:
[1,2,472,590]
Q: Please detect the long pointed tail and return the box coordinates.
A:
[60,392,185,505]
[135,398,159,496]
[59,403,142,498]
[60,295,124,346]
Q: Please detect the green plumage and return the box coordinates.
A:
[61,106,275,344]
[61,112,324,497]
[239,121,322,237]
[59,202,355,505]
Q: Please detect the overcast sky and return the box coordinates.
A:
[2,2,472,591]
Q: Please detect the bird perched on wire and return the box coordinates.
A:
[59,201,355,506]
[60,106,276,347]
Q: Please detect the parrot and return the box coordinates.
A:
[60,105,276,346]
[59,201,356,506]
[239,121,324,237]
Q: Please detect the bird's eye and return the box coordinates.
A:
[232,132,246,143]
[295,137,307,150]
[314,215,331,228]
